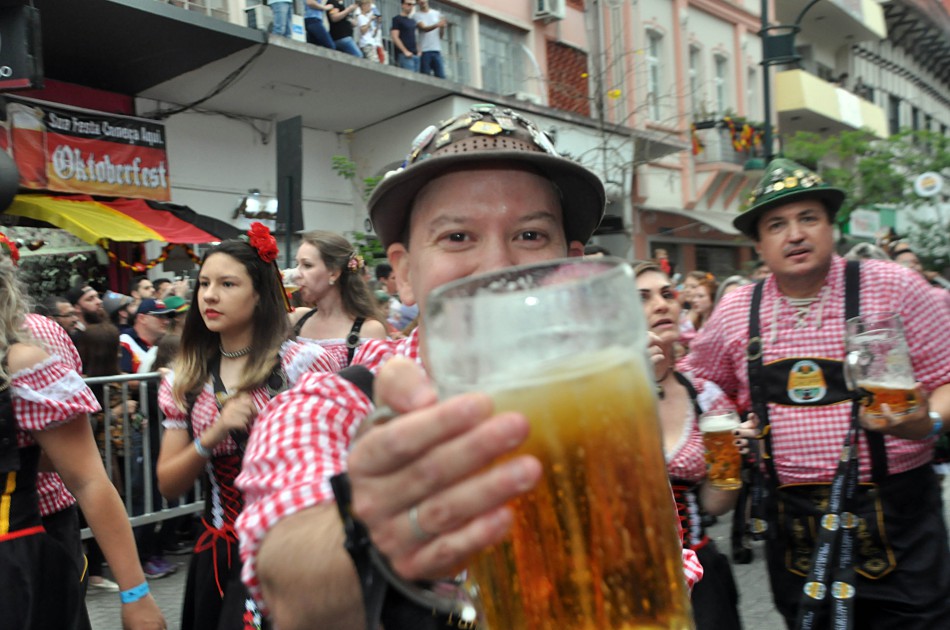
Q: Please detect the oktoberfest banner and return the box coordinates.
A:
[2,96,171,200]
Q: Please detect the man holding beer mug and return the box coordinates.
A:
[689,158,950,629]
[235,105,703,629]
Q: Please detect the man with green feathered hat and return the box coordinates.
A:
[733,157,846,238]
[690,157,950,628]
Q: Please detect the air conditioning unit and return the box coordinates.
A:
[534,0,566,22]
[511,91,544,106]
[246,5,272,32]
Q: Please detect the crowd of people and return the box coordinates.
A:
[1,104,948,630]
[269,0,449,78]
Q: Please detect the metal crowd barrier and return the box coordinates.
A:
[79,372,204,539]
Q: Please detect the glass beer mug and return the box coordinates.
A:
[698,410,742,491]
[420,258,694,630]
[845,312,919,423]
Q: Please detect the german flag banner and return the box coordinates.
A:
[1,95,170,201]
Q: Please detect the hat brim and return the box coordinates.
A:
[733,186,846,237]
[368,151,606,248]
[142,308,173,316]
[103,298,132,316]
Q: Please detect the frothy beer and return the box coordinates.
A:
[858,380,919,417]
[698,411,741,491]
[472,348,694,630]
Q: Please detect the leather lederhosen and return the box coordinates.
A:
[747,262,950,629]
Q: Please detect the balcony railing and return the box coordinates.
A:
[694,126,761,167]
[162,0,229,22]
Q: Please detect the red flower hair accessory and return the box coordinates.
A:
[241,222,292,313]
[0,231,20,266]
[246,222,279,263]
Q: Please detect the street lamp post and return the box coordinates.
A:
[756,0,822,163]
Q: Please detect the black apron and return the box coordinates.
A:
[0,384,84,630]
[179,362,277,630]
[746,262,950,629]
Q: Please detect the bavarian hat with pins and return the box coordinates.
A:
[368,104,606,248]
[734,158,846,237]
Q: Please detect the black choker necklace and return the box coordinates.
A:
[656,367,673,400]
[219,344,252,359]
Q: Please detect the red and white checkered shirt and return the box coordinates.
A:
[237,329,703,610]
[23,313,84,516]
[690,256,950,485]
[159,340,340,454]
[10,357,101,449]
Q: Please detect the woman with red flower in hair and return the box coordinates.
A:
[155,224,340,630]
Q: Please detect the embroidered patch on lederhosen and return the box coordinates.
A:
[778,483,896,580]
[786,360,828,404]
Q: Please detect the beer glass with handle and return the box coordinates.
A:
[845,312,919,426]
[424,257,694,630]
[698,410,742,491]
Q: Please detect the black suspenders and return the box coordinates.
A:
[746,260,887,489]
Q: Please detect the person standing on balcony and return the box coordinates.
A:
[414,0,446,78]
[304,0,336,50]
[327,0,363,57]
[355,0,383,63]
[391,1,418,71]
[268,0,294,38]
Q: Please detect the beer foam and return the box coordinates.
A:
[487,345,640,394]
[857,378,916,389]
[699,413,739,432]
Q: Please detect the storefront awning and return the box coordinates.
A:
[642,207,742,236]
[4,194,238,245]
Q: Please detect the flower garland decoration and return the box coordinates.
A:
[245,222,279,263]
[347,252,365,273]
[101,242,201,272]
[0,231,21,265]
[690,123,705,156]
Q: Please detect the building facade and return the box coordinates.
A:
[3,1,947,280]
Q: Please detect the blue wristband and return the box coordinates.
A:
[194,439,212,458]
[120,581,150,604]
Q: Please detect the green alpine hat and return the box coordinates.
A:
[734,158,846,237]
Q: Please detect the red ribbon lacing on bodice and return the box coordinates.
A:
[193,453,244,598]
[670,483,709,551]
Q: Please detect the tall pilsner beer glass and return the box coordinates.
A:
[425,258,694,630]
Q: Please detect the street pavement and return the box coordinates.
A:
[87,477,950,629]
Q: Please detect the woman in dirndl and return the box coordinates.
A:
[636,262,746,630]
[288,230,388,366]
[0,251,165,629]
[156,223,339,630]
